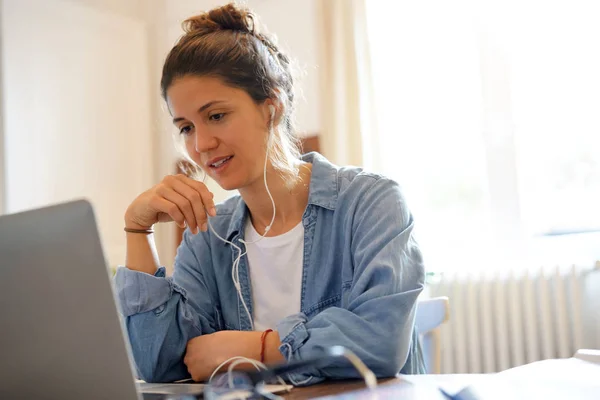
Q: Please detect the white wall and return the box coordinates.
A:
[1,0,156,268]
[68,0,151,21]
[64,0,179,267]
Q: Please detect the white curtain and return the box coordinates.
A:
[318,0,378,169]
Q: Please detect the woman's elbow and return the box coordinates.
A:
[369,359,405,378]
[137,361,188,383]
[368,339,411,377]
[136,363,161,383]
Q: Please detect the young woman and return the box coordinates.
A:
[115,3,425,385]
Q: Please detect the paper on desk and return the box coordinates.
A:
[498,357,600,384]
[442,358,600,400]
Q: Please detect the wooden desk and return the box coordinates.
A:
[281,377,402,399]
[280,375,488,399]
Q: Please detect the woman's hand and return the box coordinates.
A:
[125,174,216,234]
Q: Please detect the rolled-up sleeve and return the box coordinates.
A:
[276,177,425,385]
[112,229,218,383]
[114,267,174,317]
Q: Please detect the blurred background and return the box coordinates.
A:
[1,0,599,373]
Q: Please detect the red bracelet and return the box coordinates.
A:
[260,329,273,363]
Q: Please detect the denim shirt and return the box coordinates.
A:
[114,152,425,385]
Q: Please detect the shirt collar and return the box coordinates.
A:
[225,152,339,241]
[302,152,339,210]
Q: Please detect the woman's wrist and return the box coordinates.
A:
[260,329,273,363]
[124,213,153,231]
[263,330,285,364]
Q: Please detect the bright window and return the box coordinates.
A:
[366,0,600,272]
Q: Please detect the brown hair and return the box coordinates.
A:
[161,2,301,181]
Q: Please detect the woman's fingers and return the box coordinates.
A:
[148,196,186,229]
[146,174,216,234]
[170,176,211,231]
[126,174,216,231]
[178,175,216,217]
[156,184,199,233]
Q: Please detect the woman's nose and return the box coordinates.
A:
[194,127,218,153]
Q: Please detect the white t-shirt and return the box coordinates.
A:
[244,219,304,331]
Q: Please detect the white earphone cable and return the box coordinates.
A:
[206,105,277,331]
[207,356,287,390]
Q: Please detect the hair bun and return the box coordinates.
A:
[183,3,255,35]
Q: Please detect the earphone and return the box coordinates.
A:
[206,347,377,394]
[268,104,275,120]
[208,356,287,387]
[206,104,277,330]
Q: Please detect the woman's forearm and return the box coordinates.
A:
[124,228,161,275]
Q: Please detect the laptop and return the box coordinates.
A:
[0,199,206,399]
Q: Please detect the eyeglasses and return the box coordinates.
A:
[204,346,378,400]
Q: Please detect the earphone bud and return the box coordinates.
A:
[268,104,275,120]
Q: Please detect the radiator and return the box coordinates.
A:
[427,264,596,373]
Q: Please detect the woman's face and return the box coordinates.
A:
[167,75,271,191]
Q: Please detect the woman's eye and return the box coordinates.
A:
[209,113,226,122]
[179,125,192,135]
